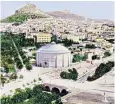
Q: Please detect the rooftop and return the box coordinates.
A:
[37,42,70,53]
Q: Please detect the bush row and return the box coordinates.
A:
[87,61,114,81]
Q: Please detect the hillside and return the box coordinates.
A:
[1,4,51,23]
[47,10,85,21]
[1,4,113,24]
[47,10,114,24]
[1,14,30,23]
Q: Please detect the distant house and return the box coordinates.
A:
[61,34,80,42]
[37,32,51,43]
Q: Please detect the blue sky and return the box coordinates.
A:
[0,1,114,20]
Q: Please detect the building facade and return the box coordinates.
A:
[36,42,71,68]
[37,32,51,43]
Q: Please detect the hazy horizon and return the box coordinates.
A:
[0,1,114,21]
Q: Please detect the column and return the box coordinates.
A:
[68,54,69,67]
[63,54,64,67]
[36,52,38,66]
[55,54,57,68]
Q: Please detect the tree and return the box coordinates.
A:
[92,55,97,60]
[60,71,67,79]
[10,73,18,80]
[8,64,15,72]
[1,96,11,104]
[0,84,61,104]
[85,44,96,49]
[72,54,81,63]
[51,35,57,42]
[82,54,88,61]
[14,57,20,62]
[82,38,87,41]
[60,68,78,80]
[19,75,24,79]
[25,88,32,99]
[16,62,23,69]
[32,85,43,96]
[0,74,6,87]
[104,51,111,57]
[26,63,32,70]
[63,38,73,47]
[7,57,13,64]
[3,63,9,73]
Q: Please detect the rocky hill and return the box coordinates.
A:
[47,10,86,21]
[1,3,113,24]
[15,4,50,18]
[1,4,51,23]
[47,10,114,24]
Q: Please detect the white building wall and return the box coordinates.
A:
[36,52,71,68]
[57,54,63,68]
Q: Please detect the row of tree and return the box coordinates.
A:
[85,44,96,49]
[11,34,32,70]
[87,61,114,81]
[14,56,23,69]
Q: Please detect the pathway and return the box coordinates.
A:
[11,36,25,69]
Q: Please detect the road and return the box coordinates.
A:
[77,70,95,83]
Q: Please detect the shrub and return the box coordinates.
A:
[85,44,96,49]
[14,57,20,62]
[32,85,44,96]
[10,73,18,80]
[60,68,78,81]
[33,79,36,83]
[25,63,32,70]
[22,55,27,60]
[92,55,97,60]
[19,75,24,79]
[23,58,29,64]
[15,88,22,93]
[16,62,23,69]
[4,65,9,73]
[104,51,111,57]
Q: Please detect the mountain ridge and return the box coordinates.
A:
[1,3,113,24]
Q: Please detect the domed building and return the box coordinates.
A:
[36,42,71,68]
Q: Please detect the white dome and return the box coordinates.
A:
[37,42,70,53]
